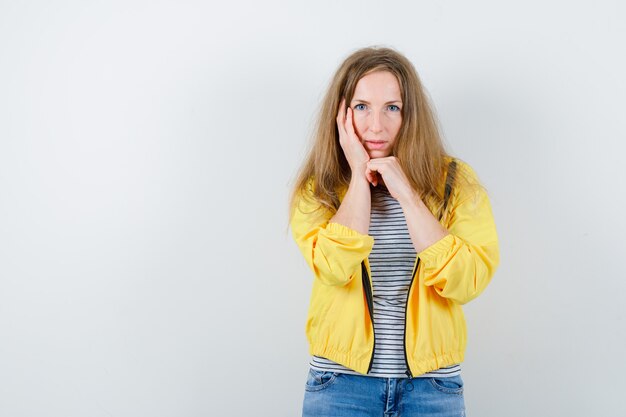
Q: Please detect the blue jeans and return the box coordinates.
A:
[302,368,466,417]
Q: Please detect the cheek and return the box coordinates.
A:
[397,113,403,126]
[352,117,367,138]
[395,120,403,133]
[389,118,402,136]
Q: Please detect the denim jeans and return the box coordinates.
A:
[302,368,466,417]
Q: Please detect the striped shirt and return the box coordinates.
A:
[310,182,461,378]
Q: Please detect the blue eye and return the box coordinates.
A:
[354,104,367,111]
[388,105,401,112]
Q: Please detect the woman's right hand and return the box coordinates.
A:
[336,98,375,184]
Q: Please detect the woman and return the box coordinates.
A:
[288,46,500,417]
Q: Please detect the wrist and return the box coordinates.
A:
[350,168,369,186]
[397,188,421,207]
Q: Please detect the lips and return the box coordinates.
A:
[365,140,387,149]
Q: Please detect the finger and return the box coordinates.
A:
[365,165,372,182]
[336,100,348,141]
[345,107,356,138]
[345,107,364,146]
[337,108,350,144]
[366,165,378,187]
[337,98,346,122]
[367,162,380,186]
[336,112,346,135]
[336,99,343,125]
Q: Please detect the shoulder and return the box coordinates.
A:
[291,176,336,229]
[296,176,319,208]
[295,176,332,215]
[444,157,489,210]
[302,175,349,201]
[443,156,479,182]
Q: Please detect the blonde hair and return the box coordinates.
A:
[288,46,481,227]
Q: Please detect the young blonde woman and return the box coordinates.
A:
[288,46,500,417]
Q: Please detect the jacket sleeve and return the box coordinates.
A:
[290,178,375,287]
[418,164,500,305]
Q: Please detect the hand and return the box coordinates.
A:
[336,98,371,182]
[366,156,418,203]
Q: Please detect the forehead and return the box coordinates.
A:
[353,71,401,100]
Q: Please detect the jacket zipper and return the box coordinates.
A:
[403,258,420,378]
[361,262,376,374]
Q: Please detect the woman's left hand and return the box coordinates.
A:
[366,157,418,204]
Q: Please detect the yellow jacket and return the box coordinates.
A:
[290,158,500,377]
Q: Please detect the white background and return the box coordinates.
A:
[1,1,625,416]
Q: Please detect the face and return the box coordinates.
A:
[350,70,403,159]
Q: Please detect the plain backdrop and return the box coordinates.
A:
[1,1,625,416]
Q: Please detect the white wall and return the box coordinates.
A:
[1,1,625,416]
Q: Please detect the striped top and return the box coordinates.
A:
[310,182,461,378]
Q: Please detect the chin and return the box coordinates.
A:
[368,151,391,159]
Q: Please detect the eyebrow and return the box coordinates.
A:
[351,99,403,105]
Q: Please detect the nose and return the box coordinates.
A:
[369,110,383,134]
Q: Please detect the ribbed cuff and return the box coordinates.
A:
[326,222,374,242]
[417,233,455,263]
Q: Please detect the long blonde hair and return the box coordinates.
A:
[288,46,478,226]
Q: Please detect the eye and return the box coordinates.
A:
[387,104,401,112]
[354,103,367,111]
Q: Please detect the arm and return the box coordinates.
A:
[398,194,450,253]
[329,175,371,235]
[399,164,500,304]
[290,177,374,287]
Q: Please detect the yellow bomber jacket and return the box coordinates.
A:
[290,158,500,377]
